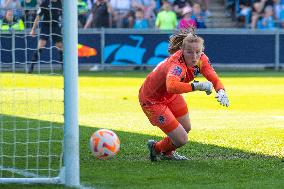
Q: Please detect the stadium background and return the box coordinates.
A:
[1,0,284,70]
[0,0,284,188]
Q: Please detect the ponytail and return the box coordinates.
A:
[168,27,204,54]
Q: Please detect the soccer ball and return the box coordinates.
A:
[90,129,120,159]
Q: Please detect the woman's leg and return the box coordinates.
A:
[156,95,191,157]
[143,95,190,160]
[177,112,191,133]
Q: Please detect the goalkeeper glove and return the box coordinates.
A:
[215,89,229,107]
[191,81,213,95]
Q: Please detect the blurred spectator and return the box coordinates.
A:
[225,0,235,17]
[1,0,21,9]
[251,1,263,28]
[78,0,88,28]
[279,0,284,28]
[133,8,149,28]
[273,0,284,21]
[155,0,162,11]
[237,0,253,27]
[132,0,156,20]
[178,5,197,29]
[257,5,276,29]
[264,0,275,7]
[110,0,134,28]
[21,0,37,28]
[191,0,211,17]
[202,0,211,17]
[155,1,177,29]
[173,0,191,19]
[280,8,284,28]
[84,0,112,28]
[87,0,96,10]
[0,9,24,30]
[1,0,22,17]
[250,0,269,28]
[122,10,136,28]
[192,3,206,28]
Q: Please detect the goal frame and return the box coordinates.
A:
[0,0,80,186]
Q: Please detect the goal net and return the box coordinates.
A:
[0,0,79,186]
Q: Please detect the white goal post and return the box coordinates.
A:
[0,0,79,186]
[63,0,80,186]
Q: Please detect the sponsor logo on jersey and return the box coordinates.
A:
[158,115,165,124]
[171,66,182,76]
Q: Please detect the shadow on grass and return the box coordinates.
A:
[0,114,283,189]
[81,128,284,189]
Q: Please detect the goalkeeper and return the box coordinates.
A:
[138,28,229,161]
[29,0,63,73]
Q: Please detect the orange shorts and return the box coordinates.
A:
[139,94,188,134]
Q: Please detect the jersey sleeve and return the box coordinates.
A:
[166,64,193,94]
[200,55,225,91]
[37,1,47,17]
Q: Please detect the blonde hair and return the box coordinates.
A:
[168,28,204,54]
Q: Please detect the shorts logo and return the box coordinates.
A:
[158,115,165,124]
[171,66,182,76]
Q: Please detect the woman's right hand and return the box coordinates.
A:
[191,81,213,95]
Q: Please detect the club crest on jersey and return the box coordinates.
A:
[158,115,165,124]
[193,65,200,77]
[171,66,182,76]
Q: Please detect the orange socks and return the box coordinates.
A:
[154,136,176,154]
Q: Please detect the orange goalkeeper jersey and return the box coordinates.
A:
[139,50,224,103]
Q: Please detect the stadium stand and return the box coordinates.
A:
[236,0,284,29]
[0,0,283,30]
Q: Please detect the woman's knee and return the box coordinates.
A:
[168,123,189,147]
[177,113,191,133]
[173,133,188,147]
[183,124,191,133]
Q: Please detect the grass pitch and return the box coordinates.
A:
[1,71,284,189]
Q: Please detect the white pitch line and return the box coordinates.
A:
[272,116,284,119]
[0,166,40,178]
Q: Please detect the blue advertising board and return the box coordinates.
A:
[103,33,276,65]
[0,33,101,65]
[201,34,275,64]
[280,34,284,65]
[104,34,169,65]
[1,34,62,64]
[78,33,101,64]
